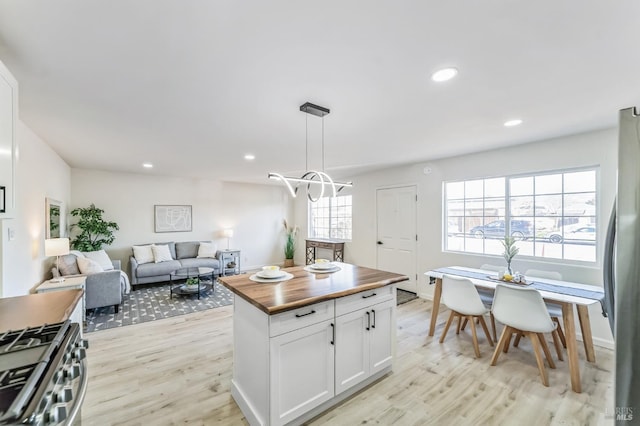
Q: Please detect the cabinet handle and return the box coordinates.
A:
[295,310,316,318]
[366,311,370,331]
[330,323,335,345]
[362,293,377,299]
[371,309,376,329]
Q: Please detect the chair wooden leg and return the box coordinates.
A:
[458,316,466,334]
[469,316,481,358]
[491,326,511,366]
[503,329,513,353]
[528,332,549,386]
[490,313,497,343]
[553,317,567,348]
[440,311,455,344]
[478,316,494,346]
[551,329,564,361]
[536,333,556,369]
[513,332,524,348]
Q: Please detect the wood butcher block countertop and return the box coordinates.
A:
[218,263,409,315]
[0,290,82,331]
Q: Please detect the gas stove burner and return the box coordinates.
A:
[0,321,87,425]
[4,337,42,351]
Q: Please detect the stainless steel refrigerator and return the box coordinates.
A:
[603,106,640,423]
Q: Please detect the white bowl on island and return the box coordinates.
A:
[261,265,281,277]
[313,259,333,270]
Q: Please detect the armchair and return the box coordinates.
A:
[84,260,123,313]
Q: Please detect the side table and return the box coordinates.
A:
[220,249,241,276]
[305,239,345,265]
[37,276,86,335]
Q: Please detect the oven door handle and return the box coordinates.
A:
[66,358,88,425]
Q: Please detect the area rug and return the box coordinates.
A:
[85,281,233,332]
[397,289,418,305]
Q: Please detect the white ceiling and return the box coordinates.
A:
[0,1,639,183]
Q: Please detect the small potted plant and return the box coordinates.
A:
[283,219,298,267]
[185,277,199,287]
[500,236,519,276]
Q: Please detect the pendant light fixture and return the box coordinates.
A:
[268,102,352,202]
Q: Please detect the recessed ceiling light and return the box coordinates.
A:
[244,154,255,160]
[431,67,458,82]
[142,163,153,168]
[504,119,523,127]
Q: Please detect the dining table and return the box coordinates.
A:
[424,266,605,393]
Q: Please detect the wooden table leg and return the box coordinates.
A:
[562,302,582,393]
[577,304,596,363]
[428,278,442,336]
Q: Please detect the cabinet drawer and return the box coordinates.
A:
[269,301,335,337]
[335,285,395,317]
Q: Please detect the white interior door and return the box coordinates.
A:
[376,186,417,293]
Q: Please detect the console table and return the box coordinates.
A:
[305,239,344,265]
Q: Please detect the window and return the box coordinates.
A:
[309,195,352,240]
[445,168,597,262]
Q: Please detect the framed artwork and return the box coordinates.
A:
[154,205,192,233]
[0,186,5,213]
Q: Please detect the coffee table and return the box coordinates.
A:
[169,267,215,299]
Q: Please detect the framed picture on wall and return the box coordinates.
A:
[154,205,192,233]
[0,186,5,213]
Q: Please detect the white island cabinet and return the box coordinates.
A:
[219,263,407,426]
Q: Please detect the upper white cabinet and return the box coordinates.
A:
[0,60,17,218]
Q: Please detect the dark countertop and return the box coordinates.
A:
[218,262,408,315]
[0,290,83,331]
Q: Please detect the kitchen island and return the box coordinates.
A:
[219,263,408,426]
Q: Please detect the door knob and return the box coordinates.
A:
[377,241,383,245]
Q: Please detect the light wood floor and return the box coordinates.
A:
[82,298,613,425]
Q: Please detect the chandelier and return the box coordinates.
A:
[268,102,353,202]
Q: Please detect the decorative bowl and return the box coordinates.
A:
[261,265,281,277]
[313,259,333,269]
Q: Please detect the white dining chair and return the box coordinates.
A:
[490,283,564,386]
[524,269,566,348]
[439,275,494,358]
[475,264,502,341]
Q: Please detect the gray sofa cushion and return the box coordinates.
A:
[176,242,199,259]
[58,254,80,276]
[178,258,220,269]
[135,260,182,278]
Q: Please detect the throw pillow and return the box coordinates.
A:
[77,256,104,275]
[151,244,173,263]
[57,254,80,276]
[197,242,217,258]
[132,245,155,264]
[83,249,114,271]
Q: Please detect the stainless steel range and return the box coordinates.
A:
[0,321,88,425]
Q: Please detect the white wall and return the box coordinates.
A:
[70,169,293,274]
[295,127,616,347]
[0,121,71,297]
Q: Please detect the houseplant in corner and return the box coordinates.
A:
[69,203,120,251]
[283,219,298,267]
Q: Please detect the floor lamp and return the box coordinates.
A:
[45,237,70,283]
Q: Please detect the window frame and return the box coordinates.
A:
[308,194,353,241]
[443,166,599,264]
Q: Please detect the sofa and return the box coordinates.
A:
[129,241,221,286]
[53,250,126,313]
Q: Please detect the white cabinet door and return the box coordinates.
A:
[270,319,335,426]
[369,299,395,374]
[335,308,369,394]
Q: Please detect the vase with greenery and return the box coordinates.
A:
[185,277,199,286]
[500,236,519,275]
[70,203,119,251]
[283,219,298,267]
